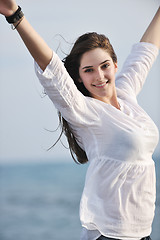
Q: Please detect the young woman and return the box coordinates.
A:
[0,1,159,239]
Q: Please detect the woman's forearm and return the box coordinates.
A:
[0,1,52,70]
[15,16,53,71]
[140,7,160,49]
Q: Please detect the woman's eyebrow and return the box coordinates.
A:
[82,65,93,70]
[100,59,110,65]
[82,60,110,69]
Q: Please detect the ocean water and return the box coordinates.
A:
[0,157,159,240]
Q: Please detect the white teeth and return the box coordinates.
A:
[95,82,106,87]
[94,81,109,87]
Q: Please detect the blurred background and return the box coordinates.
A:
[0,0,160,239]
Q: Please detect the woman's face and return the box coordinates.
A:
[79,48,118,104]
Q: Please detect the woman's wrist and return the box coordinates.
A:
[5,5,24,30]
[5,6,23,23]
[4,5,19,17]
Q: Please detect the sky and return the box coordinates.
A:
[0,0,160,164]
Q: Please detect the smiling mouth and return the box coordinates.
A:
[93,80,109,88]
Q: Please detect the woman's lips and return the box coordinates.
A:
[93,80,109,88]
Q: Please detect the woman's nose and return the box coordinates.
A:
[95,69,104,81]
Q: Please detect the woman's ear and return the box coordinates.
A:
[78,78,83,83]
[114,62,118,73]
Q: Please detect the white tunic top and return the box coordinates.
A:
[35,42,159,240]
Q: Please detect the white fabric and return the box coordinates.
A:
[35,42,159,240]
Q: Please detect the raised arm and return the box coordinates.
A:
[140,7,160,49]
[0,0,53,71]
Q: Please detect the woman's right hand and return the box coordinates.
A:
[0,0,18,17]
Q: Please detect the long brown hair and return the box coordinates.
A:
[55,32,117,164]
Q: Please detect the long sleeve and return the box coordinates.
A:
[34,52,100,127]
[116,42,159,98]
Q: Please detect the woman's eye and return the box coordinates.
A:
[84,68,93,73]
[102,64,109,69]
